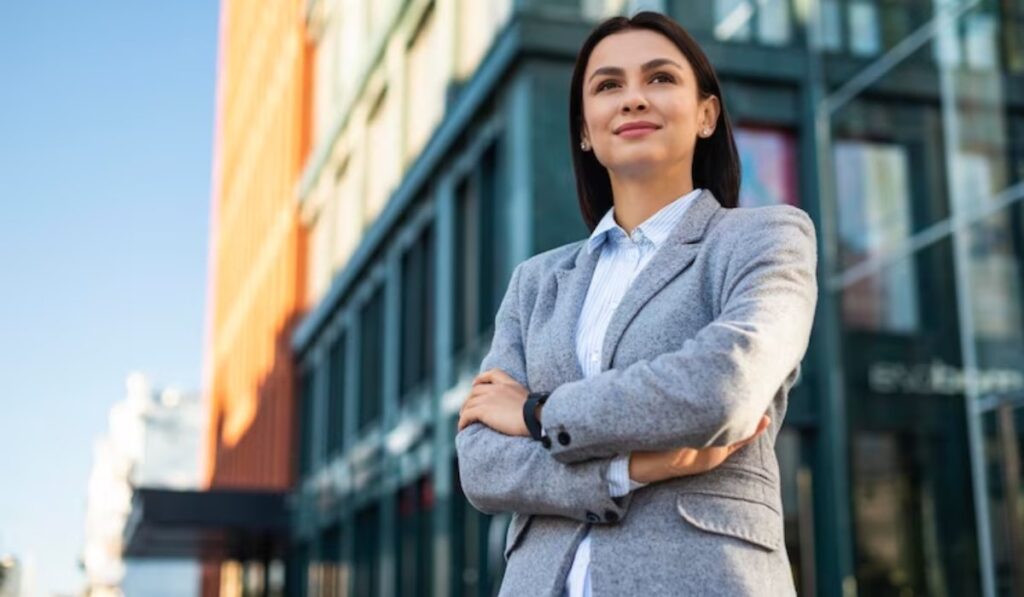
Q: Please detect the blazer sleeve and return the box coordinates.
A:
[540,207,819,464]
[455,262,633,523]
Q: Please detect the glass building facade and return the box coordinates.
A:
[288,0,1024,595]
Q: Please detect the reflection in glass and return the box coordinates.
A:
[964,203,1024,357]
[819,0,843,51]
[834,140,919,332]
[354,504,380,597]
[776,428,814,594]
[713,0,790,45]
[312,525,344,597]
[841,238,980,595]
[847,0,881,56]
[735,127,799,208]
[397,476,435,597]
[850,410,981,595]
[983,404,1024,595]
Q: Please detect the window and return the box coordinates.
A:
[847,0,881,56]
[309,208,332,303]
[453,174,479,357]
[353,504,380,597]
[366,87,400,223]
[358,287,385,432]
[456,0,513,78]
[289,543,310,597]
[314,13,342,145]
[713,0,791,45]
[297,370,316,478]
[337,2,366,102]
[735,126,799,208]
[327,331,346,456]
[834,140,920,332]
[405,4,445,164]
[332,157,362,271]
[452,143,504,359]
[451,458,505,597]
[400,224,436,400]
[396,476,435,597]
[315,525,344,597]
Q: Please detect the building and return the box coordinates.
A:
[291,0,1024,596]
[201,0,313,593]
[83,373,205,596]
[0,554,24,597]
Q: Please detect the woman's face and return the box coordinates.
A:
[580,29,719,177]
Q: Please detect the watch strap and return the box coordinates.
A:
[523,392,550,440]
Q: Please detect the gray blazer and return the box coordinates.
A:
[455,189,818,596]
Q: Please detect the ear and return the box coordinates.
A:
[700,95,721,132]
[580,121,590,144]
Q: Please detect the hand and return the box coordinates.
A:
[629,415,771,484]
[457,369,531,435]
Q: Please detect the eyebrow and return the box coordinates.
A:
[587,58,684,83]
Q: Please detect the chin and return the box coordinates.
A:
[605,153,668,176]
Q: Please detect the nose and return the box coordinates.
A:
[621,86,648,113]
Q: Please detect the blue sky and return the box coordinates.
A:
[0,2,218,594]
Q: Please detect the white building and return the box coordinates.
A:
[82,373,205,597]
[0,554,23,597]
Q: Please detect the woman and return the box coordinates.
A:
[456,11,817,596]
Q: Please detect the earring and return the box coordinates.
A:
[702,128,712,137]
[580,139,590,151]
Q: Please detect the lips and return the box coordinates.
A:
[614,121,660,134]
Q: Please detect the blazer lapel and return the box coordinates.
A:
[600,189,722,371]
[550,243,600,383]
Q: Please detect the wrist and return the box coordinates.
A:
[628,452,655,484]
[629,452,675,484]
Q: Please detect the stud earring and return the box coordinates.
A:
[702,128,712,137]
[580,139,590,151]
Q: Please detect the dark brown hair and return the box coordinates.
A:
[569,11,741,230]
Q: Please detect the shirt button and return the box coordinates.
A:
[557,431,572,446]
[604,510,620,523]
[586,511,600,523]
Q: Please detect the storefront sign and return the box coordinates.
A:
[869,359,1024,395]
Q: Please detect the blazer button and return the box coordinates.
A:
[541,435,552,449]
[557,431,571,446]
[585,511,600,523]
[604,510,619,523]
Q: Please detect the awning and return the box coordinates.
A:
[123,487,288,560]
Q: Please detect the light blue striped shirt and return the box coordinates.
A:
[564,187,704,597]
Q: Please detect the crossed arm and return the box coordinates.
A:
[455,263,637,523]
[455,208,818,519]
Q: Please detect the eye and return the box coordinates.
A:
[595,79,620,92]
[650,72,675,84]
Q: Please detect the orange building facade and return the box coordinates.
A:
[202,0,313,592]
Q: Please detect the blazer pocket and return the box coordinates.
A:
[676,492,783,552]
[504,512,532,561]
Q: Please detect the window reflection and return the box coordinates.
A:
[713,0,791,44]
[840,234,981,594]
[735,127,799,208]
[835,140,920,332]
[983,404,1024,596]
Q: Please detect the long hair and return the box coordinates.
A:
[569,11,741,230]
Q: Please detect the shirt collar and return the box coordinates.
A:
[586,188,704,255]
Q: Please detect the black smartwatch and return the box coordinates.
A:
[523,392,550,441]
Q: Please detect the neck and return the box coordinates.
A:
[608,161,695,234]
